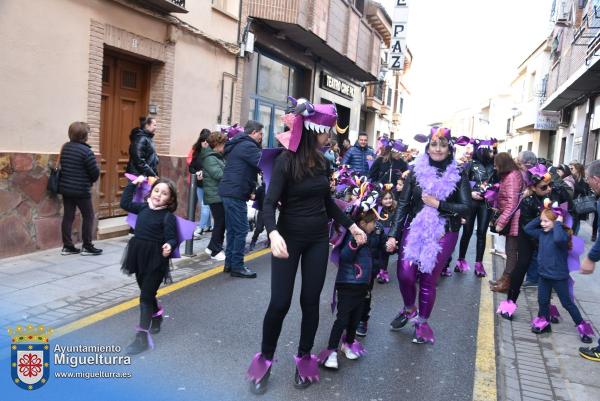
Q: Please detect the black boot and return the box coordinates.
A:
[150,306,164,334]
[249,366,271,395]
[126,331,149,355]
[294,368,312,389]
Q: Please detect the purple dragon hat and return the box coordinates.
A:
[471,137,498,151]
[414,127,470,149]
[276,96,338,152]
[378,136,408,153]
[221,123,244,140]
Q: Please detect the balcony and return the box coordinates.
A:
[145,0,188,14]
[364,83,383,111]
[247,0,381,81]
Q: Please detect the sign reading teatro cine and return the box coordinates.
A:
[320,72,355,100]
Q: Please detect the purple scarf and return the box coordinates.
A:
[404,155,461,274]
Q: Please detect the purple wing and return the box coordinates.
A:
[567,235,585,272]
[259,148,285,193]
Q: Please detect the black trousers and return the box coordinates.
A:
[507,230,536,302]
[207,202,225,255]
[360,253,388,321]
[62,196,95,247]
[538,276,582,324]
[328,287,367,350]
[135,268,163,328]
[261,237,330,359]
[458,200,491,262]
[251,210,265,243]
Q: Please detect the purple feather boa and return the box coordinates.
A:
[403,155,460,274]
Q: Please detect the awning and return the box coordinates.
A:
[541,56,600,111]
[255,19,378,82]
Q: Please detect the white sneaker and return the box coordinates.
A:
[204,248,212,256]
[340,343,359,360]
[324,352,338,369]
[193,228,202,239]
[211,251,225,261]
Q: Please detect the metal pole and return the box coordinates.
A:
[183,173,197,257]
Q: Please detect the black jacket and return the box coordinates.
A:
[368,157,408,184]
[388,169,472,238]
[218,134,261,201]
[463,159,496,194]
[188,148,204,187]
[58,141,100,198]
[126,128,158,176]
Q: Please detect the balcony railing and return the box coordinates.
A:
[145,0,188,14]
[373,83,384,102]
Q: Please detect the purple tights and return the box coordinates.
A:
[397,231,459,319]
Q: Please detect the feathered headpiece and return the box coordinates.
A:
[221,123,244,140]
[414,127,470,149]
[276,96,338,152]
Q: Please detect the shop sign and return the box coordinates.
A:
[321,73,355,99]
[391,1,409,70]
[534,111,560,130]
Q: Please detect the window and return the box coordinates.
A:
[386,88,393,107]
[527,142,533,151]
[399,97,404,113]
[506,118,511,134]
[353,0,365,14]
[518,145,523,153]
[257,54,290,102]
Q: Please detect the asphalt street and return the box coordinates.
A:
[3,239,482,401]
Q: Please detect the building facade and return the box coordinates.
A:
[541,0,600,165]
[0,0,240,257]
[238,0,386,149]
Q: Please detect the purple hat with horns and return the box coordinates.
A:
[471,137,498,150]
[414,127,470,148]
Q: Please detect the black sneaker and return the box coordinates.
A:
[61,245,81,255]
[230,266,257,278]
[81,245,103,256]
[356,321,368,337]
[579,346,600,362]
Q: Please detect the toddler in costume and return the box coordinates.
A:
[376,187,396,284]
[318,194,382,369]
[120,175,179,355]
[524,200,594,343]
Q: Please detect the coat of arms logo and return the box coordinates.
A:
[9,324,53,390]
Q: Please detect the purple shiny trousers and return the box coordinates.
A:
[397,230,459,319]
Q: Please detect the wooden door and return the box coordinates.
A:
[99,52,149,218]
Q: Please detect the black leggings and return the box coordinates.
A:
[458,200,491,262]
[507,231,536,302]
[361,253,389,321]
[328,287,366,349]
[261,237,330,359]
[135,269,164,328]
[251,211,265,243]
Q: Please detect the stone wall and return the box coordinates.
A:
[0,152,190,259]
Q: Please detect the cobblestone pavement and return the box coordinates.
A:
[492,221,600,401]
[0,230,269,332]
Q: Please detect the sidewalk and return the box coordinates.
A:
[0,229,269,332]
[492,221,600,401]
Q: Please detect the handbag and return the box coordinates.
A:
[47,144,65,194]
[573,193,597,215]
[489,195,523,236]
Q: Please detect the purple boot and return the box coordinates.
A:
[413,320,435,344]
[376,269,390,283]
[150,306,164,334]
[577,321,594,344]
[474,262,487,278]
[441,265,453,277]
[496,300,517,320]
[454,259,470,273]
[247,353,273,394]
[531,317,552,334]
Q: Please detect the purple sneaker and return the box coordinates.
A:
[474,262,487,278]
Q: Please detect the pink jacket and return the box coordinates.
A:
[497,170,523,237]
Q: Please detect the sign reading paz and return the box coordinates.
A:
[391,1,409,70]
